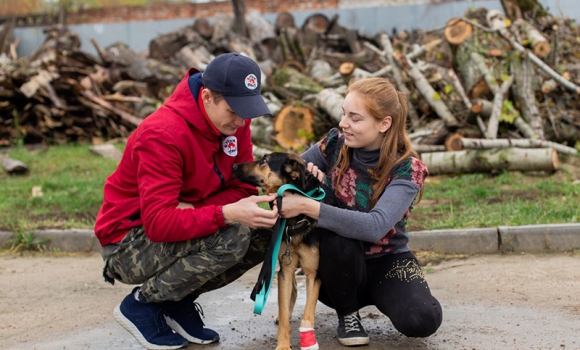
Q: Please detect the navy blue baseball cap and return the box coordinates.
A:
[202,53,272,119]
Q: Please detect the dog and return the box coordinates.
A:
[233,152,334,350]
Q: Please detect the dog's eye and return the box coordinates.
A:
[259,157,267,165]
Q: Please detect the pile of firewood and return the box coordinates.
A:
[1,6,579,174]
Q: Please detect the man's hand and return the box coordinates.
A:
[222,194,278,228]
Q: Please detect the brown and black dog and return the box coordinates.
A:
[233,152,334,350]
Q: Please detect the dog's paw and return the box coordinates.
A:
[275,346,292,350]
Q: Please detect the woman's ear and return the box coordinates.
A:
[380,116,393,133]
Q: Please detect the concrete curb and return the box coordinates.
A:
[411,223,580,254]
[1,224,580,254]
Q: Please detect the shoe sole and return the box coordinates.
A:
[113,305,187,350]
[164,315,220,344]
[338,336,370,346]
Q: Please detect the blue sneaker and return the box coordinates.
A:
[113,288,188,350]
[163,295,220,344]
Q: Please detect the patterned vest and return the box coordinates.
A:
[318,128,428,256]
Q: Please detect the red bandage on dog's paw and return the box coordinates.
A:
[299,327,319,350]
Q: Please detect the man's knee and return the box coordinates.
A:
[217,224,251,262]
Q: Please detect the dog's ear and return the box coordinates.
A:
[283,158,310,189]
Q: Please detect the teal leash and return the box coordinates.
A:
[253,184,326,315]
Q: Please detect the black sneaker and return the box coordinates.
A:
[113,287,188,350]
[337,311,370,346]
[163,295,220,344]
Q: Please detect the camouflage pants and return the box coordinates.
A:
[101,224,271,303]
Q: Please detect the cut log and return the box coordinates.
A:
[455,29,510,99]
[273,103,315,149]
[81,90,143,127]
[315,88,344,123]
[422,147,559,175]
[275,12,296,35]
[377,33,420,127]
[460,138,578,155]
[444,18,473,45]
[393,51,459,128]
[193,18,213,39]
[511,18,551,58]
[509,51,544,139]
[1,155,28,174]
[541,79,557,94]
[444,133,464,151]
[270,66,324,100]
[471,99,493,117]
[338,62,355,77]
[487,9,580,94]
[486,75,514,139]
[412,144,446,153]
[89,144,123,161]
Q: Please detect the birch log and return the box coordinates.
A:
[460,137,578,155]
[393,51,459,127]
[422,147,559,175]
[378,33,420,127]
[487,9,580,94]
[509,51,544,139]
[315,88,344,123]
[1,155,28,174]
[486,75,514,139]
[511,18,551,58]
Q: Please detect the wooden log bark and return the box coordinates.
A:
[511,18,551,58]
[455,29,510,99]
[487,10,580,94]
[315,88,344,123]
[486,75,514,139]
[412,144,447,153]
[377,33,420,127]
[393,51,459,128]
[1,155,28,174]
[422,147,559,175]
[273,103,314,149]
[444,17,473,45]
[460,137,578,155]
[509,51,544,139]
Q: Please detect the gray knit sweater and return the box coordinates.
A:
[301,128,429,257]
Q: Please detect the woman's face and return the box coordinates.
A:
[339,91,392,150]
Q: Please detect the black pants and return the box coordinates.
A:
[317,233,443,338]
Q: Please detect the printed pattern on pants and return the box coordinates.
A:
[102,224,272,302]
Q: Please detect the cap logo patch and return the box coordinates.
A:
[222,136,238,157]
[245,74,258,90]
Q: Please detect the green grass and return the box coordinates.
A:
[0,144,121,231]
[1,145,579,233]
[410,164,580,231]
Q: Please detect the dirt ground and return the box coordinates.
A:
[1,251,579,350]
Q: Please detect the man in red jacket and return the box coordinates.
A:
[95,53,278,350]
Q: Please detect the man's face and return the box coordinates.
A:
[203,89,246,135]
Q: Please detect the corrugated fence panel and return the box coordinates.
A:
[12,0,579,58]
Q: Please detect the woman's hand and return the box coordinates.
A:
[276,193,321,220]
[223,194,279,228]
[307,162,325,182]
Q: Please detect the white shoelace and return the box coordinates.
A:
[343,312,363,333]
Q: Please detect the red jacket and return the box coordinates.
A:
[94,69,258,246]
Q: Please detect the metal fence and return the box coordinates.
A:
[11,0,578,58]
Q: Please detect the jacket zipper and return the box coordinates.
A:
[213,137,225,188]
